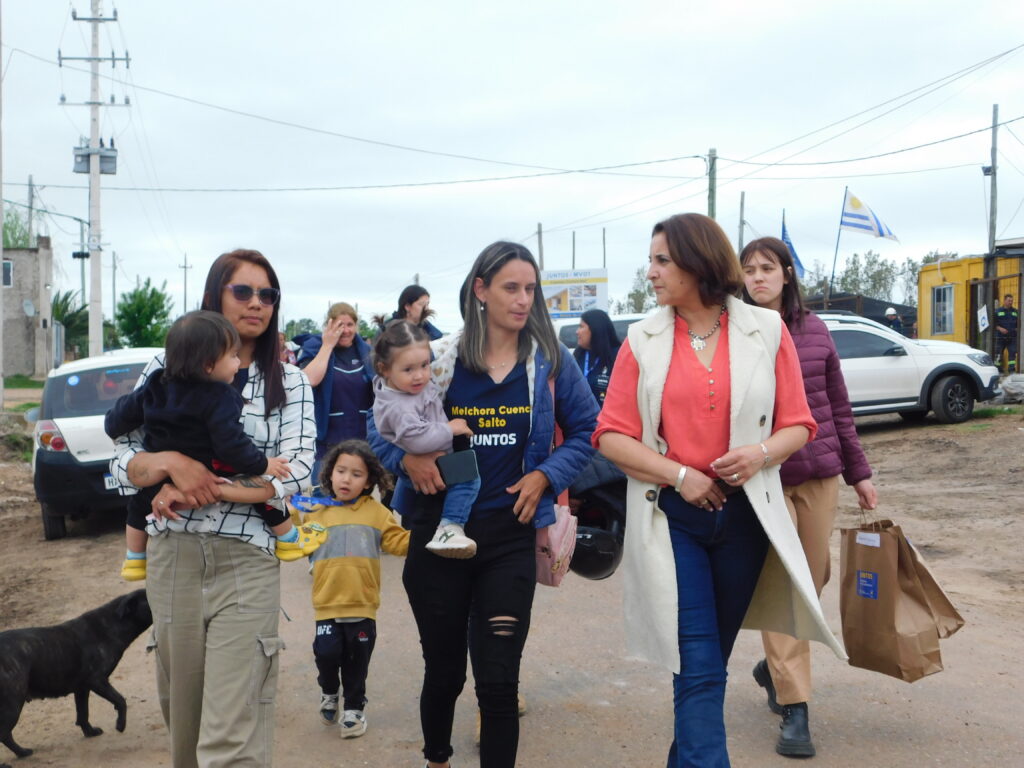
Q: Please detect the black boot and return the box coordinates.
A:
[777,702,816,758]
[752,659,784,715]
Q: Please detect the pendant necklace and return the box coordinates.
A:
[687,304,726,352]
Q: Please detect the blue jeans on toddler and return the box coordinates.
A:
[658,486,769,768]
[440,476,481,526]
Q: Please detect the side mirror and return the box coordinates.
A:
[883,344,907,357]
[23,407,41,424]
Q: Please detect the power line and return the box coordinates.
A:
[8,45,705,180]
[718,115,1024,167]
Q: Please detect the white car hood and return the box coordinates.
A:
[53,415,118,463]
[911,338,983,355]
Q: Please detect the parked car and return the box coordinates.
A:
[818,312,1000,423]
[552,312,651,349]
[27,348,161,539]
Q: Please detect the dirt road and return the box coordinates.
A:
[1,412,1022,767]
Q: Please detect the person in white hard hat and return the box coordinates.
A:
[884,307,903,335]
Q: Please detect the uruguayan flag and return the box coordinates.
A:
[781,219,806,278]
[840,190,898,241]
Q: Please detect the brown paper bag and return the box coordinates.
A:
[839,519,943,682]
[902,538,965,639]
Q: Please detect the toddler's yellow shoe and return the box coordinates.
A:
[121,558,147,581]
[276,522,328,562]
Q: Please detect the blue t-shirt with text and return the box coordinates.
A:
[445,359,530,517]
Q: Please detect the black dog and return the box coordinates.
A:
[0,589,152,765]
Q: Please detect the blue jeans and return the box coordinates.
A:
[441,477,482,526]
[659,487,769,768]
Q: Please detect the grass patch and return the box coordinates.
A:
[10,402,40,414]
[973,405,1024,419]
[1,432,33,463]
[4,375,44,389]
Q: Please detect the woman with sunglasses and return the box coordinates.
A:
[110,249,316,768]
[298,302,375,480]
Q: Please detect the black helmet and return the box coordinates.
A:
[568,454,626,580]
[571,524,623,580]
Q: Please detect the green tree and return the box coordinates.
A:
[283,317,319,340]
[620,265,656,313]
[115,278,174,348]
[51,290,88,357]
[3,205,32,249]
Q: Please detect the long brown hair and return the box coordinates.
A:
[458,241,561,378]
[201,249,284,416]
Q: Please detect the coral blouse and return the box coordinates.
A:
[593,313,816,476]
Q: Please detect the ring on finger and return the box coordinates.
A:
[730,473,740,483]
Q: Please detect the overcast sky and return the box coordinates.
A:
[4,1,1024,332]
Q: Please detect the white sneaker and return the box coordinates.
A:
[340,709,367,738]
[318,693,339,726]
[425,523,477,559]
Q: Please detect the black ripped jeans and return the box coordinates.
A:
[403,494,537,767]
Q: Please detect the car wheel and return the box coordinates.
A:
[898,410,928,422]
[930,375,974,424]
[41,503,68,540]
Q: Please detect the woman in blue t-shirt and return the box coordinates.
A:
[383,242,597,768]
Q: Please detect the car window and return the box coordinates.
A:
[41,363,147,418]
[831,329,901,359]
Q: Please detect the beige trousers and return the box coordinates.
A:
[147,531,282,768]
[760,475,839,705]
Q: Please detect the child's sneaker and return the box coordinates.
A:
[319,693,339,726]
[339,709,367,738]
[121,558,147,581]
[276,522,328,562]
[425,523,477,559]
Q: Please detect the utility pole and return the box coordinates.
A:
[60,0,129,356]
[179,253,192,311]
[74,221,88,303]
[536,222,545,270]
[707,147,717,220]
[1,0,6,408]
[27,175,35,243]
[572,231,576,269]
[111,251,117,318]
[602,228,606,268]
[983,104,999,356]
[737,191,746,251]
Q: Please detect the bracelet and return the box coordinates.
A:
[759,442,770,466]
[675,465,688,493]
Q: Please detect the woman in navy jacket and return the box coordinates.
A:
[297,302,374,479]
[741,237,877,758]
[371,242,596,768]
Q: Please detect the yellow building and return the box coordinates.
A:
[917,240,1022,346]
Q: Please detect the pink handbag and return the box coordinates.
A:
[536,503,577,587]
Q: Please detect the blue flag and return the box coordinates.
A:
[781,219,805,279]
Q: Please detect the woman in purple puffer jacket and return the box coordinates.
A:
[741,237,878,760]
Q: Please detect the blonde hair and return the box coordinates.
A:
[326,302,358,324]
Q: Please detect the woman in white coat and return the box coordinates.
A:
[595,213,845,768]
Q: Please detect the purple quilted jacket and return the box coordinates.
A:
[780,312,872,488]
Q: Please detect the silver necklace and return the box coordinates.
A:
[687,305,726,351]
[487,358,514,370]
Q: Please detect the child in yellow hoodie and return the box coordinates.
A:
[291,438,410,739]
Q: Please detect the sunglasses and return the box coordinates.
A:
[225,284,280,306]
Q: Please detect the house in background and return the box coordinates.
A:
[2,236,55,377]
[916,239,1022,349]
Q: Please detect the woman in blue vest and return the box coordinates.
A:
[298,302,374,481]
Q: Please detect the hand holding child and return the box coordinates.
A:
[449,418,474,437]
[265,456,292,479]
